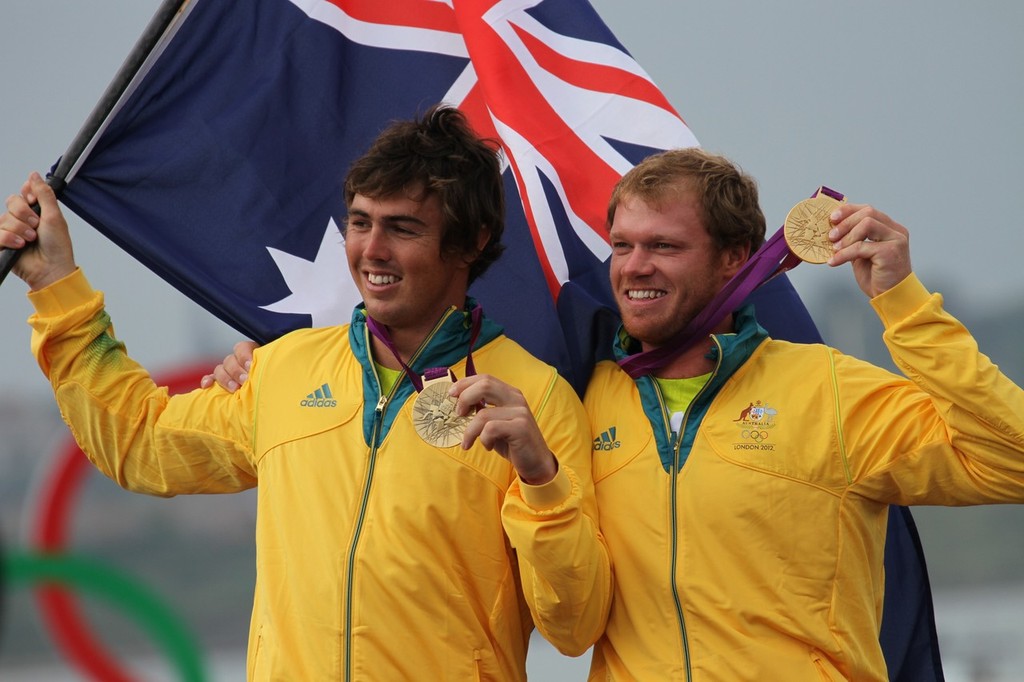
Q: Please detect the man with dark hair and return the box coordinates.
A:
[586,146,1024,680]
[0,105,610,680]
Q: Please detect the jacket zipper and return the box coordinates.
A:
[665,336,724,682]
[343,309,457,682]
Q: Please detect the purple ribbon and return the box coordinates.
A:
[366,305,483,391]
[617,186,844,378]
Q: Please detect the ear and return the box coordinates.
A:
[719,243,749,279]
[460,225,491,268]
[475,225,491,254]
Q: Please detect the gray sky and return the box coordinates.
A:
[2,1,1021,398]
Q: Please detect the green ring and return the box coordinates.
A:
[4,551,207,682]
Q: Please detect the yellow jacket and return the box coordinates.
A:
[29,269,610,681]
[584,274,1024,681]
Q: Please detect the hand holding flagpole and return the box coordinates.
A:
[0,173,77,291]
[0,0,188,288]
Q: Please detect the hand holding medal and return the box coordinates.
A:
[448,374,558,486]
[825,202,913,298]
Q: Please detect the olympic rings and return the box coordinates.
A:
[4,552,206,682]
[741,429,770,442]
[19,362,215,680]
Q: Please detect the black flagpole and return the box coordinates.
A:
[0,0,191,286]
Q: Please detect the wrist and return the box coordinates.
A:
[519,453,558,486]
[28,263,77,291]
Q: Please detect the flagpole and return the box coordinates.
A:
[0,0,191,287]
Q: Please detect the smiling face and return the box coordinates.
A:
[609,190,743,351]
[345,190,472,351]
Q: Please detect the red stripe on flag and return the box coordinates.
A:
[330,0,459,33]
[456,2,620,237]
[510,23,681,118]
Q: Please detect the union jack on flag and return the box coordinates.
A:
[53,3,941,675]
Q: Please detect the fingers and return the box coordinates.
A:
[461,405,522,450]
[450,374,557,484]
[214,361,243,392]
[232,340,257,367]
[200,356,244,392]
[27,172,59,217]
[449,373,525,416]
[214,347,251,392]
[826,202,913,296]
[451,375,529,449]
[827,203,908,254]
[2,189,41,249]
[200,340,257,392]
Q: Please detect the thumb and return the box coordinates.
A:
[29,172,58,217]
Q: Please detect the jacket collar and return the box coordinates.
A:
[349,297,504,381]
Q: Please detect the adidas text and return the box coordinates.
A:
[300,398,337,407]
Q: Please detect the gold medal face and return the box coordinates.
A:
[413,377,471,447]
[783,190,847,264]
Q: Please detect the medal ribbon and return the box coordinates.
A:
[366,304,483,391]
[617,186,844,378]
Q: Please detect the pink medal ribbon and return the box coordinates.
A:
[365,304,483,390]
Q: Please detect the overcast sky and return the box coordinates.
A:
[2,0,1021,400]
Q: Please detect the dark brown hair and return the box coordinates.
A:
[344,104,505,282]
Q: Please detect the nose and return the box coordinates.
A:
[361,224,390,261]
[618,246,653,277]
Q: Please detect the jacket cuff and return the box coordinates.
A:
[27,268,96,317]
[869,273,932,328]
[518,464,574,511]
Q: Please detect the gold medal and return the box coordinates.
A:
[783,188,847,264]
[412,375,472,447]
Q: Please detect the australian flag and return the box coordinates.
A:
[53,0,942,679]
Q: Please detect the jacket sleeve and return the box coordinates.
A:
[28,268,258,497]
[500,371,612,656]
[838,273,1024,504]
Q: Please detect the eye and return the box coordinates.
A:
[345,217,371,232]
[387,222,425,239]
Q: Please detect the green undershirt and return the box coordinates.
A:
[375,363,403,396]
[654,373,712,434]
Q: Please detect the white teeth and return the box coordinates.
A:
[368,273,399,285]
[627,289,665,300]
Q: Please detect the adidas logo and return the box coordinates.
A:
[300,383,337,408]
[593,426,621,451]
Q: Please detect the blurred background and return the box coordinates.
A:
[2,1,1022,680]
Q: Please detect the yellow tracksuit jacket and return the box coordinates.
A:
[584,274,1024,681]
[29,269,611,681]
